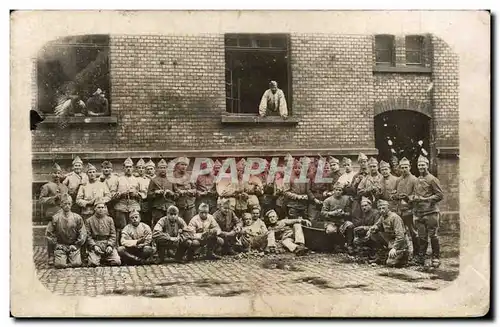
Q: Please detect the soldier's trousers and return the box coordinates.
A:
[87,248,121,267]
[179,206,196,225]
[415,213,440,259]
[154,235,190,260]
[307,203,323,221]
[269,223,305,252]
[117,245,154,265]
[370,233,409,267]
[238,233,270,251]
[54,245,82,269]
[287,206,308,220]
[400,212,419,256]
[325,221,355,247]
[190,234,224,254]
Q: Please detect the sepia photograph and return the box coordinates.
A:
[10,10,490,317]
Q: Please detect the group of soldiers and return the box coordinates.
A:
[40,152,443,269]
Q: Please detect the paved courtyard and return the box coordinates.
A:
[34,233,460,298]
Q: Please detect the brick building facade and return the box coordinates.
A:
[31,33,459,230]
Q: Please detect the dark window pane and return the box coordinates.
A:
[270,36,287,48]
[375,35,394,50]
[405,35,424,51]
[238,37,251,47]
[376,49,392,63]
[225,37,237,46]
[406,51,422,64]
[256,37,271,48]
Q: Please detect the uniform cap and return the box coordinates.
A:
[368,157,379,165]
[417,155,429,164]
[136,158,145,167]
[72,156,83,165]
[86,163,97,172]
[357,153,368,162]
[157,158,167,167]
[399,157,411,166]
[124,157,134,166]
[379,160,390,169]
[52,162,62,172]
[360,196,372,205]
[101,160,113,168]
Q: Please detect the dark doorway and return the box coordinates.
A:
[374,110,431,175]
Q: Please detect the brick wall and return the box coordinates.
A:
[374,73,431,106]
[32,33,375,153]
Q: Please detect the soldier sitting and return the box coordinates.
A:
[352,197,380,257]
[237,212,270,253]
[187,203,224,260]
[85,200,121,267]
[45,194,87,269]
[118,210,155,265]
[264,209,310,256]
[152,205,191,264]
[366,200,409,268]
[213,198,242,255]
[321,182,354,253]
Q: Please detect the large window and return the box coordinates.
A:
[36,35,110,115]
[374,35,395,66]
[224,34,291,115]
[405,35,425,65]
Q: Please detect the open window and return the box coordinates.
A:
[374,34,395,66]
[36,34,110,116]
[224,34,291,115]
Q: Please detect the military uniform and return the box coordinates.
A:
[135,159,152,226]
[45,210,87,268]
[357,157,383,205]
[195,162,218,214]
[394,157,419,256]
[62,156,89,213]
[85,211,121,266]
[114,158,142,234]
[147,159,176,227]
[265,210,307,254]
[153,214,189,262]
[369,204,409,267]
[345,153,369,223]
[100,161,119,219]
[237,218,269,251]
[321,188,354,249]
[283,160,310,219]
[352,197,379,253]
[118,215,154,265]
[378,160,399,212]
[187,213,224,258]
[412,155,444,265]
[338,158,356,187]
[307,156,334,221]
[213,206,242,253]
[173,158,197,224]
[76,163,111,219]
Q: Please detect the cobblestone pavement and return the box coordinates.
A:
[34,234,459,298]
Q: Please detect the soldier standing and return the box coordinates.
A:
[195,161,218,214]
[135,158,152,226]
[378,160,399,212]
[283,159,310,220]
[345,153,369,223]
[76,163,111,220]
[308,157,331,222]
[39,162,69,265]
[412,155,444,267]
[62,156,89,213]
[147,159,176,227]
[338,157,356,188]
[113,158,142,242]
[100,160,119,218]
[145,159,156,179]
[394,157,419,258]
[173,157,197,224]
[357,157,383,205]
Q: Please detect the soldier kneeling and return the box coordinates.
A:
[118,210,155,265]
[366,200,409,268]
[153,205,191,263]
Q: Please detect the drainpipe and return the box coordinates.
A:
[428,34,439,176]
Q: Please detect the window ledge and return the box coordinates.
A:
[373,66,432,73]
[221,115,299,125]
[40,115,118,125]
[437,146,459,157]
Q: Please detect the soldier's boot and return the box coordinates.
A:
[294,244,309,256]
[174,244,187,264]
[205,250,222,260]
[369,249,387,265]
[431,257,441,268]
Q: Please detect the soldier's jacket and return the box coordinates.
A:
[100,173,119,195]
[121,222,153,247]
[76,180,111,216]
[412,172,444,217]
[188,214,221,237]
[46,211,87,247]
[114,175,142,212]
[173,172,197,209]
[242,218,268,237]
[153,216,187,240]
[85,215,116,249]
[39,181,69,219]
[321,195,352,222]
[147,175,176,211]
[353,208,379,228]
[213,209,241,232]
[372,212,408,251]
[395,173,418,216]
[196,173,218,206]
[283,175,310,210]
[345,169,368,197]
[357,172,383,203]
[309,170,334,201]
[338,171,356,187]
[62,172,89,199]
[379,174,399,211]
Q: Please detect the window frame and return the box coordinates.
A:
[224,33,293,116]
[374,34,395,66]
[405,35,425,66]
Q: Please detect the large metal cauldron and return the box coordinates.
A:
[302,221,343,252]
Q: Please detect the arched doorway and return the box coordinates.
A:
[374,109,431,175]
